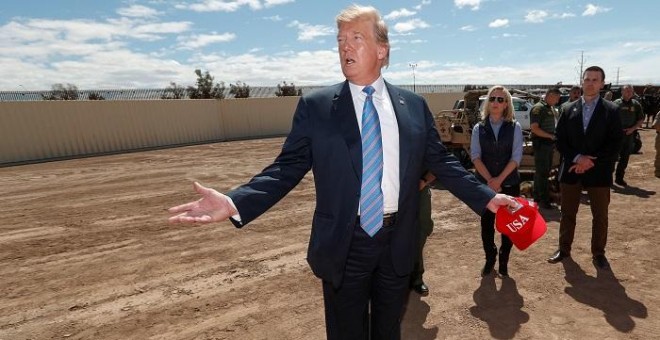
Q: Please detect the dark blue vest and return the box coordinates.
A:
[477,119,520,186]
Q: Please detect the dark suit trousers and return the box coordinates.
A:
[322,222,409,340]
[559,183,610,256]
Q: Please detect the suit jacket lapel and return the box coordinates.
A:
[585,99,603,135]
[334,81,362,181]
[385,82,412,184]
[571,100,585,135]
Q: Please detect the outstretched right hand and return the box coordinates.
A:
[168,182,238,224]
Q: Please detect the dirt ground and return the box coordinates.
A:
[1,128,658,340]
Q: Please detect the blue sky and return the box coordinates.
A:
[1,0,658,91]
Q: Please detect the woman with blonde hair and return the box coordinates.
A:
[470,85,524,277]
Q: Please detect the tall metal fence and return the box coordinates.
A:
[0,84,558,102]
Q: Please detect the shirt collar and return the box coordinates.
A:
[581,96,600,107]
[349,75,386,100]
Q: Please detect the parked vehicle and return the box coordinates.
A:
[477,95,533,130]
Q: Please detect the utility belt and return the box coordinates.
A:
[531,137,555,145]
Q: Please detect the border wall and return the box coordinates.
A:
[0,93,462,166]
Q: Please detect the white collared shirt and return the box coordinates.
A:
[348,76,400,214]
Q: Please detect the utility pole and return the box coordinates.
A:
[616,67,620,85]
[578,51,584,86]
[409,63,418,93]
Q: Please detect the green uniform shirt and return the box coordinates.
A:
[530,100,556,138]
[613,98,644,128]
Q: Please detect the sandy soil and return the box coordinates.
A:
[1,129,658,340]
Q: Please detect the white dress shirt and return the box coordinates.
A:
[349,76,400,214]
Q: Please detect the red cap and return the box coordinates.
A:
[495,197,547,250]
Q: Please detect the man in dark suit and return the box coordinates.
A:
[547,66,623,270]
[168,5,515,340]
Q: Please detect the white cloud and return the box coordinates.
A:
[460,25,476,32]
[263,15,283,21]
[488,19,509,28]
[117,5,161,18]
[410,0,432,10]
[178,0,290,12]
[554,12,576,19]
[622,41,660,53]
[8,17,192,44]
[525,10,548,23]
[454,0,481,11]
[131,22,192,39]
[178,32,236,49]
[194,49,342,86]
[264,0,294,8]
[384,8,416,20]
[501,33,525,38]
[583,4,611,16]
[393,18,430,33]
[288,21,334,41]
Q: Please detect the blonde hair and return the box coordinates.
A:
[481,85,514,122]
[336,5,390,68]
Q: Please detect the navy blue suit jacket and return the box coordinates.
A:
[228,81,494,288]
[556,98,623,187]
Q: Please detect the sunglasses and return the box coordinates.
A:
[489,96,506,103]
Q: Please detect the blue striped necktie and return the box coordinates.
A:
[360,85,384,237]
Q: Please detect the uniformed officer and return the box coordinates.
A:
[613,84,644,186]
[560,85,581,116]
[530,87,561,209]
[653,113,660,178]
[411,170,435,295]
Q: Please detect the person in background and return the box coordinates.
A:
[604,91,613,101]
[643,85,658,128]
[470,85,523,277]
[530,87,561,209]
[654,112,660,178]
[560,85,582,117]
[410,171,435,296]
[168,5,515,339]
[568,86,582,102]
[613,85,644,186]
[547,66,623,271]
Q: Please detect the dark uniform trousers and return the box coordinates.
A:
[559,183,610,256]
[656,127,660,178]
[615,133,635,180]
[533,140,554,202]
[411,185,433,286]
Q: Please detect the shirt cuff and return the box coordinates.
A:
[227,196,242,222]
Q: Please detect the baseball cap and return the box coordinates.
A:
[495,197,547,250]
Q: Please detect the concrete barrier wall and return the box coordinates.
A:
[0,92,462,166]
